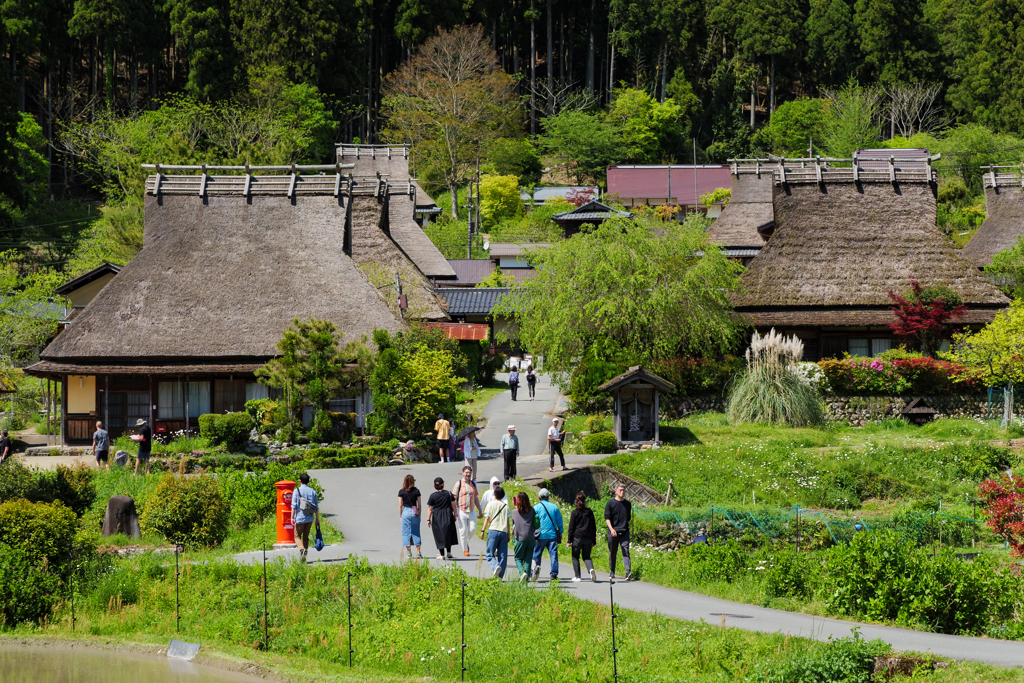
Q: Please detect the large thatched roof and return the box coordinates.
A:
[961,185,1024,267]
[706,173,774,249]
[337,145,455,279]
[41,194,410,362]
[731,181,1008,325]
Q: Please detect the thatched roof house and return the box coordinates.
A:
[28,163,447,443]
[337,144,456,280]
[706,169,774,264]
[729,154,1009,360]
[961,167,1024,267]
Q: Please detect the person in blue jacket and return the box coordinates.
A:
[531,488,564,581]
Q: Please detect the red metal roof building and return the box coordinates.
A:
[606,165,733,214]
[425,322,490,341]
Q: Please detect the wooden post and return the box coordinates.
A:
[229,374,235,412]
[614,391,621,442]
[149,375,154,431]
[185,376,190,433]
[104,375,109,434]
[61,375,67,448]
[654,390,660,442]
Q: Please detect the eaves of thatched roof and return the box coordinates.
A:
[960,185,1024,268]
[41,194,412,362]
[730,181,1008,324]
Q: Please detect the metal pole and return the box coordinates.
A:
[461,579,467,682]
[347,571,354,666]
[930,513,935,557]
[70,548,75,633]
[795,507,800,552]
[609,578,619,683]
[175,543,181,632]
[973,501,977,548]
[263,542,269,650]
[710,506,714,544]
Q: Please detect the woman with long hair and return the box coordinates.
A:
[398,474,422,560]
[567,492,597,582]
[510,491,536,580]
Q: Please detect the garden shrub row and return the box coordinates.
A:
[816,356,983,395]
[303,446,392,469]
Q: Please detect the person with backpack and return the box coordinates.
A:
[605,482,634,581]
[453,466,483,556]
[568,492,597,582]
[510,492,537,581]
[291,473,321,563]
[531,488,563,581]
[480,486,511,579]
[508,365,520,401]
[525,365,537,400]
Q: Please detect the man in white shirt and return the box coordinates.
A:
[547,418,566,472]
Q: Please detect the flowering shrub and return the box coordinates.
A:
[817,356,983,395]
[979,475,1024,557]
[649,356,743,397]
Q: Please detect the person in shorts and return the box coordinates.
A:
[291,472,321,563]
[0,429,10,465]
[434,413,451,463]
[132,418,152,475]
[92,421,110,470]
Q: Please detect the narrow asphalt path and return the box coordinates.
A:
[235,374,1024,667]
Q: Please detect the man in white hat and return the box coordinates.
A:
[130,418,153,475]
[500,425,519,481]
[547,418,566,472]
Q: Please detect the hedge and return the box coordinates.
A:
[582,432,618,455]
[198,412,256,449]
[818,356,983,396]
[302,446,392,469]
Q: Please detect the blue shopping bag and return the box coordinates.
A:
[314,524,325,552]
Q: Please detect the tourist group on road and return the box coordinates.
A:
[399,472,635,583]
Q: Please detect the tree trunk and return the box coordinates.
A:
[559,10,565,83]
[450,183,458,219]
[586,0,595,93]
[750,80,756,128]
[92,39,98,99]
[769,56,775,117]
[131,53,138,112]
[106,43,115,110]
[609,28,615,98]
[546,0,553,116]
[1004,382,1014,428]
[530,3,536,135]
[659,40,667,103]
[46,66,52,195]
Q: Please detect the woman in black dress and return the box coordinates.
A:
[567,492,598,582]
[426,476,459,560]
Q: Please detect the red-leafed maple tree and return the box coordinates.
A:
[979,475,1024,557]
[566,187,596,207]
[888,280,966,357]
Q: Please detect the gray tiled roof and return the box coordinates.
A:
[436,287,511,315]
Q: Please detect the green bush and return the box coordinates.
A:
[90,562,141,611]
[757,634,887,683]
[0,545,62,624]
[139,474,230,548]
[219,465,323,530]
[198,412,255,451]
[581,431,618,454]
[685,540,748,584]
[33,464,96,516]
[584,415,608,433]
[0,499,78,571]
[302,446,390,468]
[0,458,36,502]
[760,549,817,600]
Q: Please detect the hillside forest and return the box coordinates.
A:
[4,1,1024,277]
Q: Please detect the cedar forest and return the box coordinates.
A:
[4,0,1024,275]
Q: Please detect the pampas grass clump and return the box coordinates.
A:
[727,329,825,426]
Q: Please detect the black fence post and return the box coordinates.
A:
[795,508,800,552]
[930,513,935,557]
[609,578,619,683]
[262,542,269,650]
[69,547,76,633]
[973,501,978,548]
[710,506,714,545]
[461,579,467,682]
[175,542,181,633]
[347,571,354,667]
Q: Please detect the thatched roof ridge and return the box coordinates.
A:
[707,173,774,249]
[961,185,1024,267]
[42,194,407,362]
[731,182,1008,313]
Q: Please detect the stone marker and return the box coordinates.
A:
[103,495,141,538]
[113,450,130,467]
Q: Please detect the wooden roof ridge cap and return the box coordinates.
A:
[598,366,675,393]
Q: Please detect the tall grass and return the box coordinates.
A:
[727,330,825,427]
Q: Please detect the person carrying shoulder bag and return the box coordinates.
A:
[292,473,321,563]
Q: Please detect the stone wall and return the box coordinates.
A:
[824,395,1023,426]
[661,396,726,419]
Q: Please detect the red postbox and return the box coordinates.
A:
[274,480,297,548]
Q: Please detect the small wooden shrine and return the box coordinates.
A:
[901,397,938,425]
[598,366,675,444]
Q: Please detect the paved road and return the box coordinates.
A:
[235,373,1024,667]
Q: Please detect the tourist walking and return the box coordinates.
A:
[500,425,520,481]
[526,365,537,400]
[508,365,520,401]
[291,473,320,563]
[132,418,152,475]
[427,477,458,560]
[480,476,501,509]
[510,492,536,580]
[0,429,10,465]
[453,466,483,556]
[568,493,597,582]
[532,488,563,581]
[398,474,423,559]
[547,418,566,472]
[462,431,481,481]
[605,483,633,581]
[434,413,452,463]
[92,421,110,470]
[480,486,510,579]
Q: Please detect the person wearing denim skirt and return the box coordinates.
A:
[398,474,423,559]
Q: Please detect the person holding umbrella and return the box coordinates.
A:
[456,425,482,481]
